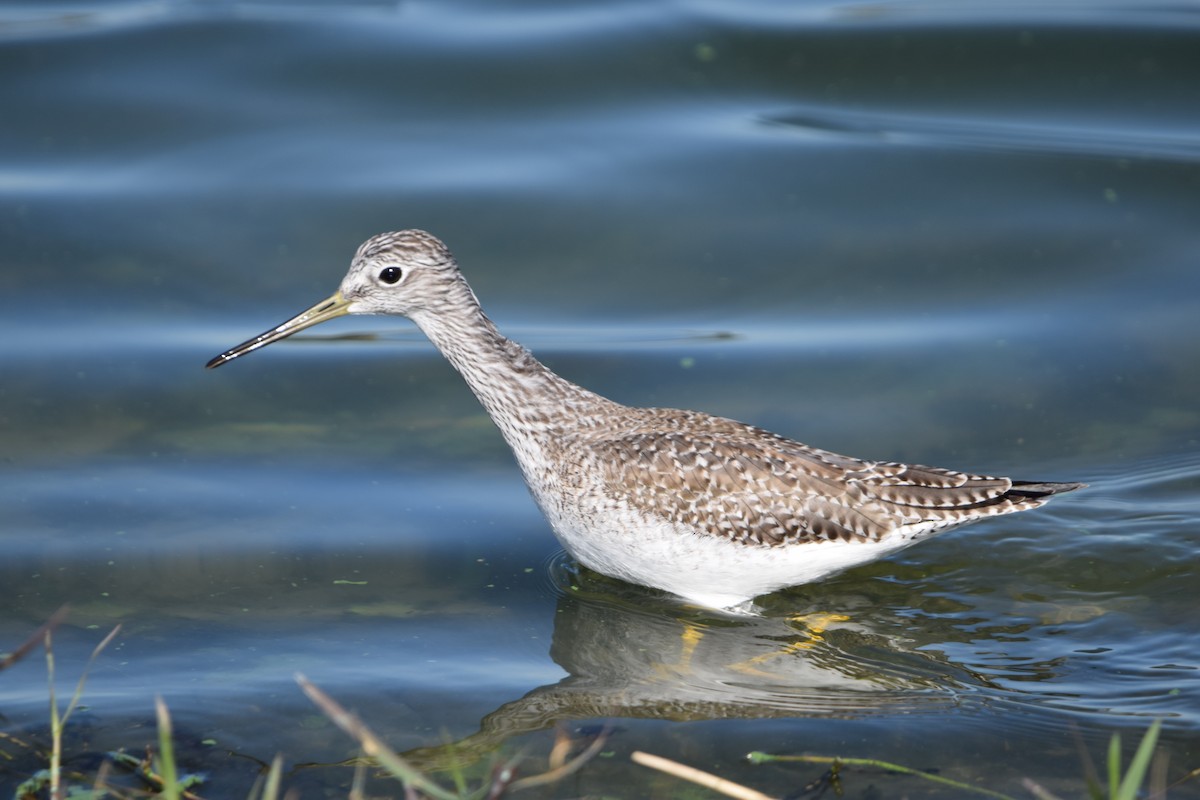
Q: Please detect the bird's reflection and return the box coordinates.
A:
[402,564,983,769]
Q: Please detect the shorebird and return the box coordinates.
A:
[208,230,1084,610]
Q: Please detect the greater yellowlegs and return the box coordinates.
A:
[208,230,1084,610]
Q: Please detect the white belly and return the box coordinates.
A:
[539,494,939,610]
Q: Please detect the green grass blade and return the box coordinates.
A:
[156,695,182,800]
[61,626,121,724]
[262,754,284,800]
[747,752,1017,800]
[440,733,469,797]
[1107,733,1121,800]
[45,632,62,800]
[296,673,461,800]
[1115,721,1161,800]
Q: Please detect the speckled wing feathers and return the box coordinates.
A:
[590,408,1053,547]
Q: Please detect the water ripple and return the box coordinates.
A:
[762,105,1200,163]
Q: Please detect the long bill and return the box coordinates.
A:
[206,290,351,369]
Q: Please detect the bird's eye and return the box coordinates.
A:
[379,266,403,285]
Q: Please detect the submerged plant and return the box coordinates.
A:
[737,720,1189,800]
[2,613,122,800]
[44,625,122,800]
[7,615,1192,800]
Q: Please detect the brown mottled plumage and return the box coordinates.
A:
[208,230,1084,610]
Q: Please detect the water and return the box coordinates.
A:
[2,1,1199,796]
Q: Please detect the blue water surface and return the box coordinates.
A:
[2,1,1199,797]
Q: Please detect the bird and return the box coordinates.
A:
[207,230,1085,611]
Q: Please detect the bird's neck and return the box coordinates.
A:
[408,291,616,444]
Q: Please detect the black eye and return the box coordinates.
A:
[379,266,403,284]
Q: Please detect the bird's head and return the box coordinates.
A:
[206,229,461,369]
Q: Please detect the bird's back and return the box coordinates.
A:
[562,405,1083,548]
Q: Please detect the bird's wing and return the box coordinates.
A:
[587,424,1018,546]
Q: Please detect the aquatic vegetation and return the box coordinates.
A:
[743,724,1189,800]
[3,614,1194,800]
